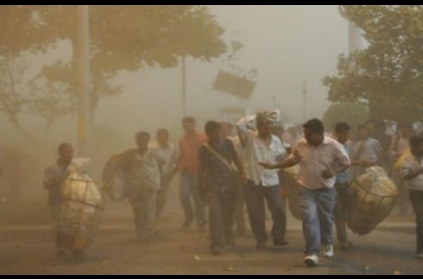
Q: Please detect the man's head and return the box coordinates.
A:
[58,143,73,165]
[398,121,413,138]
[219,122,233,138]
[303,118,324,146]
[256,113,274,138]
[135,131,150,150]
[205,121,222,143]
[182,116,196,135]
[157,129,169,147]
[335,122,351,144]
[409,135,423,157]
[357,124,369,140]
[365,119,376,136]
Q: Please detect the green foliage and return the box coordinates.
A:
[40,5,227,113]
[322,102,369,132]
[0,5,227,136]
[323,5,423,123]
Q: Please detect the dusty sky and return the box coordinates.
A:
[94,5,349,142]
[0,5,350,150]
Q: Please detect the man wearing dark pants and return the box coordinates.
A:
[397,135,423,260]
[178,116,207,229]
[236,111,288,250]
[44,143,73,258]
[260,118,351,267]
[199,121,246,255]
[149,129,179,231]
[333,122,353,251]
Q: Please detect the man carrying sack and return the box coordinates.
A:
[198,121,246,255]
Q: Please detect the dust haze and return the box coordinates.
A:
[0,5,347,223]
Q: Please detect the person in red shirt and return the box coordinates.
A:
[178,116,207,229]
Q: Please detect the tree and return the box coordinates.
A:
[322,102,369,132]
[323,5,423,123]
[0,6,62,137]
[40,5,227,118]
[0,5,227,136]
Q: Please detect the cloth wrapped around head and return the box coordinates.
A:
[256,110,279,129]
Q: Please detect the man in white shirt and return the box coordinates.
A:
[351,124,382,177]
[260,118,351,267]
[236,111,288,250]
[397,135,423,260]
[220,122,247,237]
[149,129,179,230]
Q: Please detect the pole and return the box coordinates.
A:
[182,56,186,117]
[76,5,90,157]
[302,80,307,122]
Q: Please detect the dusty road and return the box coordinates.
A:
[0,183,422,275]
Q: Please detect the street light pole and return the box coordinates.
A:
[182,55,186,117]
[302,80,307,122]
[76,5,90,157]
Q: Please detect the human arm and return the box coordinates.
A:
[198,148,207,201]
[403,167,423,180]
[236,114,256,148]
[258,158,298,169]
[322,143,351,179]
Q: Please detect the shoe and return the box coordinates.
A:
[137,232,150,243]
[322,245,334,258]
[211,246,224,255]
[339,241,350,251]
[182,222,191,229]
[149,227,158,236]
[304,254,318,267]
[273,239,289,247]
[256,240,267,250]
[198,221,207,229]
[225,237,235,247]
[415,252,423,260]
[235,228,246,237]
[56,248,67,259]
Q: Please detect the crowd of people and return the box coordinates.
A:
[42,112,423,267]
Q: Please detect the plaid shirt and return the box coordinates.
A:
[198,139,238,192]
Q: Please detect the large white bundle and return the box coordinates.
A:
[58,158,104,254]
[348,166,398,235]
[284,165,303,221]
[102,153,130,202]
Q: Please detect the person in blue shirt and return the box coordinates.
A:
[333,122,353,251]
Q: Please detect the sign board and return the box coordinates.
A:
[212,70,256,100]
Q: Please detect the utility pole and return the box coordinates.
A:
[76,5,90,157]
[302,80,307,122]
[182,56,186,117]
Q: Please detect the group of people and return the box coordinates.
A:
[43,112,423,267]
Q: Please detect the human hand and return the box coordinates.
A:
[322,169,335,179]
[258,162,276,169]
[240,171,248,186]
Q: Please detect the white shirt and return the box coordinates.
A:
[352,138,382,163]
[229,136,247,164]
[398,151,423,191]
[236,115,286,186]
[149,141,179,179]
[289,137,351,190]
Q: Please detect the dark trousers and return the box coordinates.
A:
[234,181,246,235]
[179,171,206,226]
[334,182,349,243]
[410,190,423,253]
[155,178,171,224]
[206,189,237,249]
[244,180,286,242]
